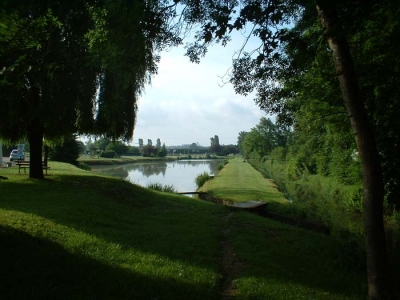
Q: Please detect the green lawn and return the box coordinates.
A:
[0,161,368,299]
[0,163,223,299]
[200,157,287,203]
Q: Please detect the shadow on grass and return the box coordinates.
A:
[0,226,217,300]
[228,212,368,299]
[3,174,395,299]
[0,176,222,290]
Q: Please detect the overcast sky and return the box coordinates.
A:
[132,34,268,147]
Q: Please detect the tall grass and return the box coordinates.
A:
[217,159,229,171]
[254,156,365,236]
[147,182,177,193]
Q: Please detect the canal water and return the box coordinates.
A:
[90,159,223,193]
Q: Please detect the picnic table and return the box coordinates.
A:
[16,161,50,175]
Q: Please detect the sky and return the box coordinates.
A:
[132,36,268,147]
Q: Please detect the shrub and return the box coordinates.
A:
[100,150,116,158]
[195,172,212,188]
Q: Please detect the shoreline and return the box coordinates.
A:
[79,155,227,166]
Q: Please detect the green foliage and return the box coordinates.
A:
[106,141,128,155]
[127,146,140,156]
[218,144,239,156]
[251,155,365,237]
[100,150,116,158]
[195,172,212,189]
[146,182,176,194]
[157,144,168,157]
[239,118,291,160]
[209,135,221,154]
[49,135,81,165]
[0,0,181,178]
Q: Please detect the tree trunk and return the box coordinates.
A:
[316,4,393,299]
[27,119,44,179]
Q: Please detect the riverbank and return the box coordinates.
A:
[78,154,226,166]
[0,162,368,299]
[199,157,295,215]
[78,155,176,165]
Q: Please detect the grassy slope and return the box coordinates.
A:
[0,163,223,299]
[199,157,366,299]
[0,161,366,299]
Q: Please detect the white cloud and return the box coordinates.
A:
[133,40,267,146]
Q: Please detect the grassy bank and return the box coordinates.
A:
[0,163,223,299]
[198,157,292,215]
[0,162,370,299]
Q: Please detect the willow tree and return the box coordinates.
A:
[164,0,397,298]
[0,0,174,178]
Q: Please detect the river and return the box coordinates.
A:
[90,159,223,193]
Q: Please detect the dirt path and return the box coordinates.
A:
[220,212,243,299]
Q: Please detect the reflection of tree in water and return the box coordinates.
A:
[177,160,222,175]
[125,163,167,177]
[94,166,129,179]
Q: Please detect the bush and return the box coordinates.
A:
[100,150,116,158]
[195,172,212,188]
[49,135,80,165]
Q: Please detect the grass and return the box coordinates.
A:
[199,157,291,214]
[0,162,223,299]
[147,182,177,193]
[0,161,372,299]
[227,212,366,299]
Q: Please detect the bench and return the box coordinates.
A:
[16,161,50,175]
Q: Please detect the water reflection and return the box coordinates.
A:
[125,162,167,177]
[91,159,222,192]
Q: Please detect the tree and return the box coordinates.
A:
[106,141,128,156]
[142,144,156,157]
[158,143,167,157]
[0,0,177,179]
[316,4,391,297]
[237,131,248,155]
[94,138,111,152]
[156,138,161,149]
[127,145,140,156]
[174,0,396,297]
[210,135,221,153]
[49,135,81,165]
[238,118,290,161]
